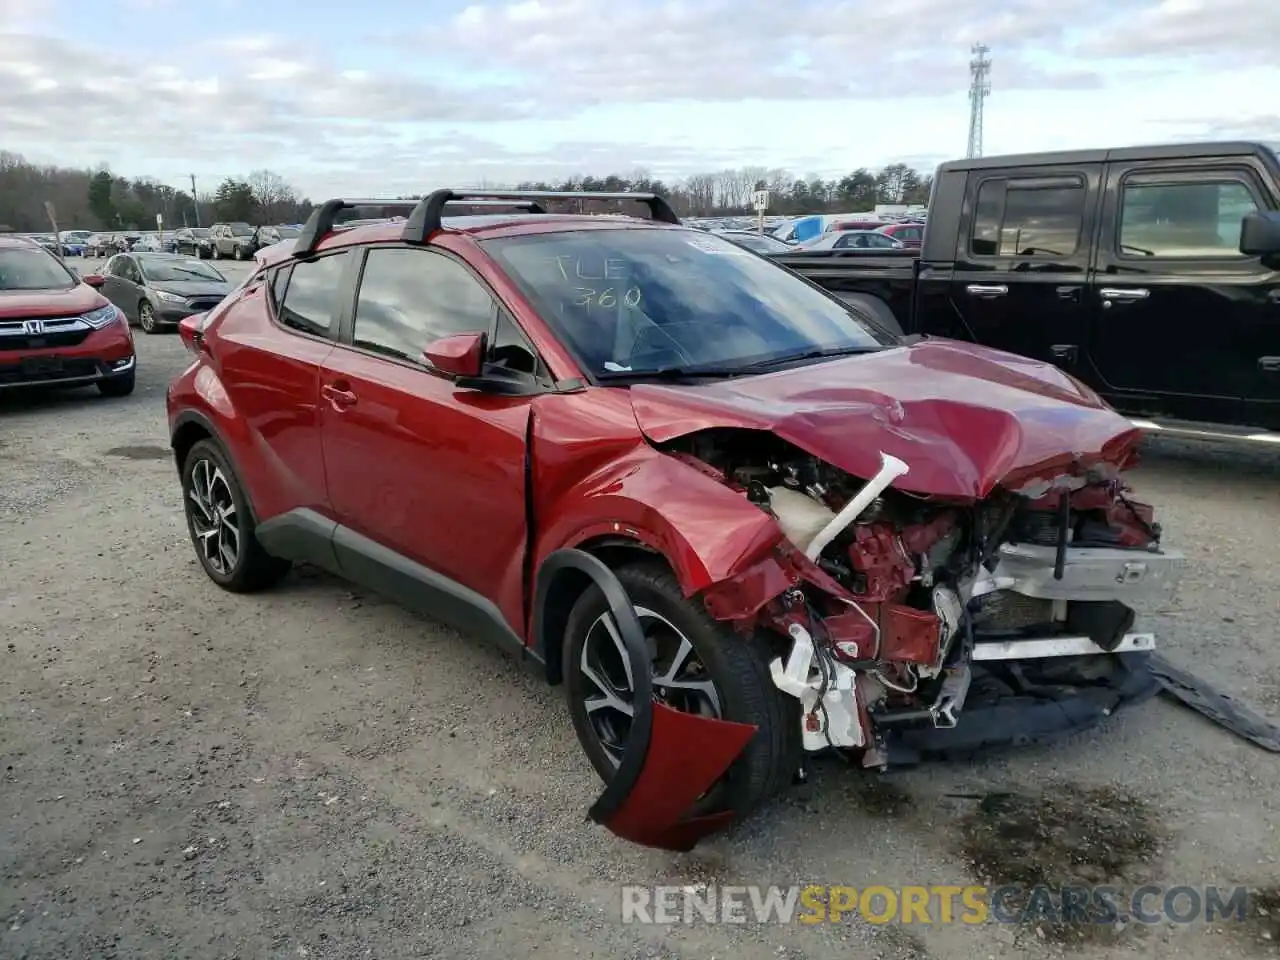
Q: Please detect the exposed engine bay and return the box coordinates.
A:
[663,428,1187,767]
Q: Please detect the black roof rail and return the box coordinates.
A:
[400,189,680,245]
[293,197,550,257]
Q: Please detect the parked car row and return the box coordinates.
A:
[168,223,301,260]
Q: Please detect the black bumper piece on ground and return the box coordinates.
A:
[879,652,1160,766]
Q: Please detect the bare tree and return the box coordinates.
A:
[246,169,298,224]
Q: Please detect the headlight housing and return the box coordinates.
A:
[81,304,121,328]
[153,289,186,304]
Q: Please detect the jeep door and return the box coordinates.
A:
[949,163,1102,376]
[1089,158,1278,426]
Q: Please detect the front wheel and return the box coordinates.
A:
[97,369,135,397]
[211,245,221,260]
[138,301,158,334]
[563,561,800,820]
[181,439,291,592]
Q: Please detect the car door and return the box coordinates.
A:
[318,244,544,627]
[215,252,343,520]
[105,255,143,321]
[949,164,1101,375]
[1090,160,1277,426]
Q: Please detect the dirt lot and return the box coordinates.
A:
[2,258,1278,959]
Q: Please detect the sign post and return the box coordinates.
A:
[752,190,769,234]
[43,201,64,263]
[156,213,164,250]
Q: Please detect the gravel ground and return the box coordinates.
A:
[2,258,1278,959]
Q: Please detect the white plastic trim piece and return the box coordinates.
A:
[804,451,910,560]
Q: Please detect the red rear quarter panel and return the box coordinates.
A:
[167,276,332,521]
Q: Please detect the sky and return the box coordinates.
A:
[1,0,1277,199]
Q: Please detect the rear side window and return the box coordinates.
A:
[277,253,347,337]
[1118,179,1258,258]
[971,177,1086,257]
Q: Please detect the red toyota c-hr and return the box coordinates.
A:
[166,190,1180,851]
[0,235,136,395]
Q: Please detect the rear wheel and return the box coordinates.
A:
[563,560,800,820]
[180,439,291,592]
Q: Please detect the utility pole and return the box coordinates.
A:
[966,43,992,159]
[190,174,200,227]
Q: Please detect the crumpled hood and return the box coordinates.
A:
[629,339,1143,499]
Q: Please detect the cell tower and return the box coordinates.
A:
[966,43,992,158]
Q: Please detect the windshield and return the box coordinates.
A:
[276,226,300,238]
[137,257,224,283]
[484,228,886,378]
[722,232,791,254]
[231,224,253,236]
[0,247,78,291]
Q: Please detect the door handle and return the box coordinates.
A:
[1050,344,1079,362]
[1260,357,1280,373]
[1099,287,1149,301]
[1056,286,1081,303]
[321,383,358,409]
[966,284,1008,297]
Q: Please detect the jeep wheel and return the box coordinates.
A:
[563,560,800,821]
[181,439,291,592]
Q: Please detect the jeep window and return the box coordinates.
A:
[0,246,78,291]
[1119,179,1259,258]
[277,251,348,337]
[230,224,254,237]
[485,228,885,378]
[971,176,1086,257]
[352,248,496,364]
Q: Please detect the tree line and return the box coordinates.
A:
[0,152,314,233]
[510,162,934,216]
[0,150,935,234]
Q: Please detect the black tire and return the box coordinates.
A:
[563,560,801,820]
[97,369,135,397]
[233,244,245,261]
[138,300,158,334]
[180,439,291,592]
[211,245,221,260]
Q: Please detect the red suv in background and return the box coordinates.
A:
[875,221,924,248]
[166,190,1181,852]
[0,236,136,395]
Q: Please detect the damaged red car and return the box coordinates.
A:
[166,190,1186,850]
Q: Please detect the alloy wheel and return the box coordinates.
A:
[187,458,240,576]
[139,302,156,333]
[577,605,722,767]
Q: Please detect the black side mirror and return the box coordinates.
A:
[1240,211,1280,257]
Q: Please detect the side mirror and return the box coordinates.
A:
[82,274,106,288]
[423,331,485,379]
[1240,211,1280,256]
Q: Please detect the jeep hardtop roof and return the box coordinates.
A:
[938,140,1277,174]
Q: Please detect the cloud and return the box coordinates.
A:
[0,0,1276,198]
[440,0,1118,103]
[0,29,526,157]
[1074,0,1278,66]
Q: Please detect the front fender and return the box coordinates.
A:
[536,549,758,850]
[535,447,784,598]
